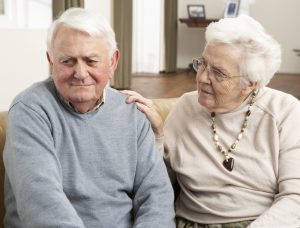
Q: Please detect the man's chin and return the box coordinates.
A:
[68,94,96,104]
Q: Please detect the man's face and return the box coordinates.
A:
[48,26,118,112]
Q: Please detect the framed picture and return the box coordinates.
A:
[187,4,206,20]
[224,0,240,18]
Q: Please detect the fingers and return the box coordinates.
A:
[136,102,164,136]
[120,90,163,136]
[120,90,151,106]
[120,90,142,97]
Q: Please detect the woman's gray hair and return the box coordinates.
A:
[205,15,281,88]
[47,7,117,57]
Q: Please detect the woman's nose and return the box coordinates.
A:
[196,67,211,83]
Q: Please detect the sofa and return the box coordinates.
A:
[0,97,178,225]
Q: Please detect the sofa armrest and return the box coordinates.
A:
[152,98,178,123]
[0,111,8,224]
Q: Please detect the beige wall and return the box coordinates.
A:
[249,0,300,73]
[177,0,300,74]
[1,0,299,110]
[0,0,112,111]
[0,29,49,111]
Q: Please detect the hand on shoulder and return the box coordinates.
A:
[121,90,164,137]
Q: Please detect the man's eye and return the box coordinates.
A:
[61,59,75,66]
[87,59,98,66]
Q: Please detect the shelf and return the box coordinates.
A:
[179,18,218,28]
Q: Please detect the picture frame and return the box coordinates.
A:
[224,0,240,18]
[187,4,206,20]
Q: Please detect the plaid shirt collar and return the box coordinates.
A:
[58,89,106,114]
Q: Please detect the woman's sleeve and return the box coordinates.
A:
[248,100,300,227]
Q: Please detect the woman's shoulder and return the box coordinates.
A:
[256,87,300,117]
[168,90,203,122]
[258,87,298,105]
[176,91,199,107]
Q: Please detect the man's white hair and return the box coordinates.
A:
[47,7,117,58]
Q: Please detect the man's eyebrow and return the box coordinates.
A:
[86,54,102,58]
[58,56,73,61]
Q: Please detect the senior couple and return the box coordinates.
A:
[3,7,300,228]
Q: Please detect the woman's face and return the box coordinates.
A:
[196,42,247,113]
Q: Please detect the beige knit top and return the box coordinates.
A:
[157,87,300,227]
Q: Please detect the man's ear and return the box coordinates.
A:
[46,52,54,75]
[110,49,120,71]
[46,52,53,65]
[108,49,120,80]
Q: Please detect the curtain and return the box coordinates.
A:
[52,0,84,20]
[164,0,177,73]
[112,0,133,89]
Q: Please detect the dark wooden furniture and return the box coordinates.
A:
[179,18,218,28]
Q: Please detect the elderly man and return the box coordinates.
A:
[3,8,175,227]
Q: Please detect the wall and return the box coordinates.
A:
[249,0,300,73]
[0,29,49,111]
[177,0,300,74]
[177,0,224,69]
[85,0,112,24]
[0,0,51,111]
[1,0,300,111]
[0,0,112,111]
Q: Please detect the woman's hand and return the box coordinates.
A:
[121,90,164,138]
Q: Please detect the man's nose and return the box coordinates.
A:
[74,62,89,79]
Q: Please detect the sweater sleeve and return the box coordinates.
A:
[248,100,300,228]
[3,103,85,228]
[155,136,177,185]
[132,117,175,228]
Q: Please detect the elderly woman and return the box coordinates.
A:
[123,15,300,227]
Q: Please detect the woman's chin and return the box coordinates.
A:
[198,96,214,110]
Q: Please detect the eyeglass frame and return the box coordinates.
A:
[192,57,244,82]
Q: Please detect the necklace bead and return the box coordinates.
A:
[210,89,258,171]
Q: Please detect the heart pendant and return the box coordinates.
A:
[223,157,234,171]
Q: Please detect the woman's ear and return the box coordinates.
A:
[241,81,258,96]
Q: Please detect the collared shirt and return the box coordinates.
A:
[58,89,106,114]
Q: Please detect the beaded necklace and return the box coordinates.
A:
[210,89,258,171]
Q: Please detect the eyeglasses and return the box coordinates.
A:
[192,58,242,82]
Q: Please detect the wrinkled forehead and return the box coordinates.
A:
[201,43,243,82]
[203,42,242,66]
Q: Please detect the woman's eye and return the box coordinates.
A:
[213,69,227,80]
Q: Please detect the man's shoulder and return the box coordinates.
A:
[105,87,137,110]
[10,78,57,112]
[11,78,54,105]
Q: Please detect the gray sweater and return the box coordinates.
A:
[3,78,175,228]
